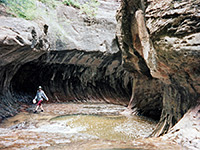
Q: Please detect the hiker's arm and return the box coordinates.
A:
[42,92,48,101]
[34,94,37,100]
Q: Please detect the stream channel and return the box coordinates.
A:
[0,103,180,150]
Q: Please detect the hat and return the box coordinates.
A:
[38,86,42,89]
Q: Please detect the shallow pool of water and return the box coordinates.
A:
[0,103,181,150]
[49,114,155,141]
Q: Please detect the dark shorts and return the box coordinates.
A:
[37,100,43,106]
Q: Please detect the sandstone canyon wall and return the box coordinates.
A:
[1,1,199,148]
[0,1,162,123]
[116,0,200,148]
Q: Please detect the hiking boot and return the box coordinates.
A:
[33,110,37,113]
[41,110,44,112]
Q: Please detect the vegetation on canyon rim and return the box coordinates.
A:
[0,0,100,20]
[0,0,100,46]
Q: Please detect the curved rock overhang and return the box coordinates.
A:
[0,46,162,121]
[0,1,163,130]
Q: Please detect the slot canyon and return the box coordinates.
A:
[0,0,199,149]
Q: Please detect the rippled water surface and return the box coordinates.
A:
[0,103,181,150]
[50,114,155,141]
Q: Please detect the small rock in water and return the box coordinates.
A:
[10,121,28,130]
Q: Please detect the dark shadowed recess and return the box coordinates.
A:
[11,50,133,105]
[10,50,162,120]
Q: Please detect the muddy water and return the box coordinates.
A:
[0,104,182,150]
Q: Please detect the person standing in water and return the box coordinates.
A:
[33,86,48,113]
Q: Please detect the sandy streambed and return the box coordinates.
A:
[0,103,182,150]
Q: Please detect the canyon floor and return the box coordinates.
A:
[0,103,182,150]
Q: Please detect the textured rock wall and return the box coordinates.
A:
[0,45,162,121]
[37,0,120,52]
[9,49,162,118]
[0,1,199,147]
[0,14,162,121]
[0,16,49,120]
[116,0,200,141]
[11,50,132,104]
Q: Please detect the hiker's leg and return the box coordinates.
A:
[37,100,42,109]
[34,105,39,113]
[40,105,44,112]
[35,105,39,110]
[34,100,42,113]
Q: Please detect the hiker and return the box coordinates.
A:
[33,86,48,113]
